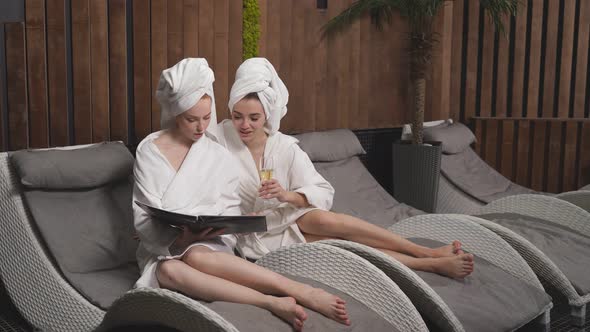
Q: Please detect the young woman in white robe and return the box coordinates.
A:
[219,57,475,279]
[133,58,350,330]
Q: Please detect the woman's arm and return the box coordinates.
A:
[259,179,310,208]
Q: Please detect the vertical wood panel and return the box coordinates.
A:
[495,15,510,117]
[109,0,127,142]
[264,0,280,69]
[47,0,68,146]
[133,0,151,141]
[464,0,480,121]
[183,0,198,57]
[347,4,362,128]
[557,0,576,118]
[479,16,495,118]
[511,1,528,117]
[546,122,563,192]
[579,123,590,188]
[258,0,267,56]
[484,120,499,169]
[356,14,370,128]
[72,0,92,144]
[151,0,167,132]
[563,121,578,191]
[369,11,407,127]
[278,0,293,105]
[326,0,348,129]
[540,0,559,118]
[167,0,183,67]
[516,121,531,186]
[312,6,327,132]
[301,0,320,132]
[473,119,483,155]
[5,23,28,150]
[90,0,110,142]
[25,0,48,148]
[198,0,214,64]
[428,1,453,121]
[316,3,339,130]
[228,0,242,99]
[213,0,229,119]
[282,0,306,132]
[449,0,464,122]
[525,1,544,118]
[530,122,547,190]
[500,120,515,179]
[573,0,589,118]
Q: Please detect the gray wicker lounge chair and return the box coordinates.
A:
[469,194,590,327]
[401,120,590,214]
[400,121,590,326]
[0,143,426,332]
[294,129,553,332]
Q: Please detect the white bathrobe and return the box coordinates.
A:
[219,120,334,259]
[133,131,241,288]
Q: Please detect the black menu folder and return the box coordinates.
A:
[135,200,267,235]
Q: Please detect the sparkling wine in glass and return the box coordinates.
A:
[258,155,274,183]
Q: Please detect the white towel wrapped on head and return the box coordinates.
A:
[156,58,219,140]
[227,57,288,135]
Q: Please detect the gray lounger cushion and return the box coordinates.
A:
[479,213,590,295]
[314,157,423,227]
[423,122,476,155]
[294,129,366,162]
[411,238,552,332]
[10,143,138,308]
[10,142,134,189]
[441,149,515,203]
[204,274,396,332]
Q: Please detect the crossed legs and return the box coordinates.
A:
[297,210,474,278]
[157,246,350,330]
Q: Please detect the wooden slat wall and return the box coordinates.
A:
[2,0,588,189]
[474,117,590,192]
[1,0,418,151]
[452,0,590,189]
[452,0,590,122]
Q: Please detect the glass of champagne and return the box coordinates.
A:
[259,155,274,182]
[259,155,275,211]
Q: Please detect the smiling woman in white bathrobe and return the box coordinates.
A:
[133,58,351,330]
[219,58,475,279]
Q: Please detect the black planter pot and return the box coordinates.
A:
[392,140,442,213]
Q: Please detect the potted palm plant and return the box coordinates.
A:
[323,0,519,212]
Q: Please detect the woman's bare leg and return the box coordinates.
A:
[297,210,461,258]
[379,249,475,278]
[180,246,350,325]
[303,233,474,278]
[157,258,307,330]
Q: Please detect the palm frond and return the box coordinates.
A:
[479,0,521,35]
[321,0,394,38]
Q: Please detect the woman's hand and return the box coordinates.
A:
[259,179,291,203]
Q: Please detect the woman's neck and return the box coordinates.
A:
[169,128,197,147]
[244,130,268,152]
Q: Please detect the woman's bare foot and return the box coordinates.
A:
[267,296,307,331]
[429,240,463,257]
[432,253,474,278]
[298,288,350,325]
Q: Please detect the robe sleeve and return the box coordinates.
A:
[132,147,179,257]
[287,144,334,210]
